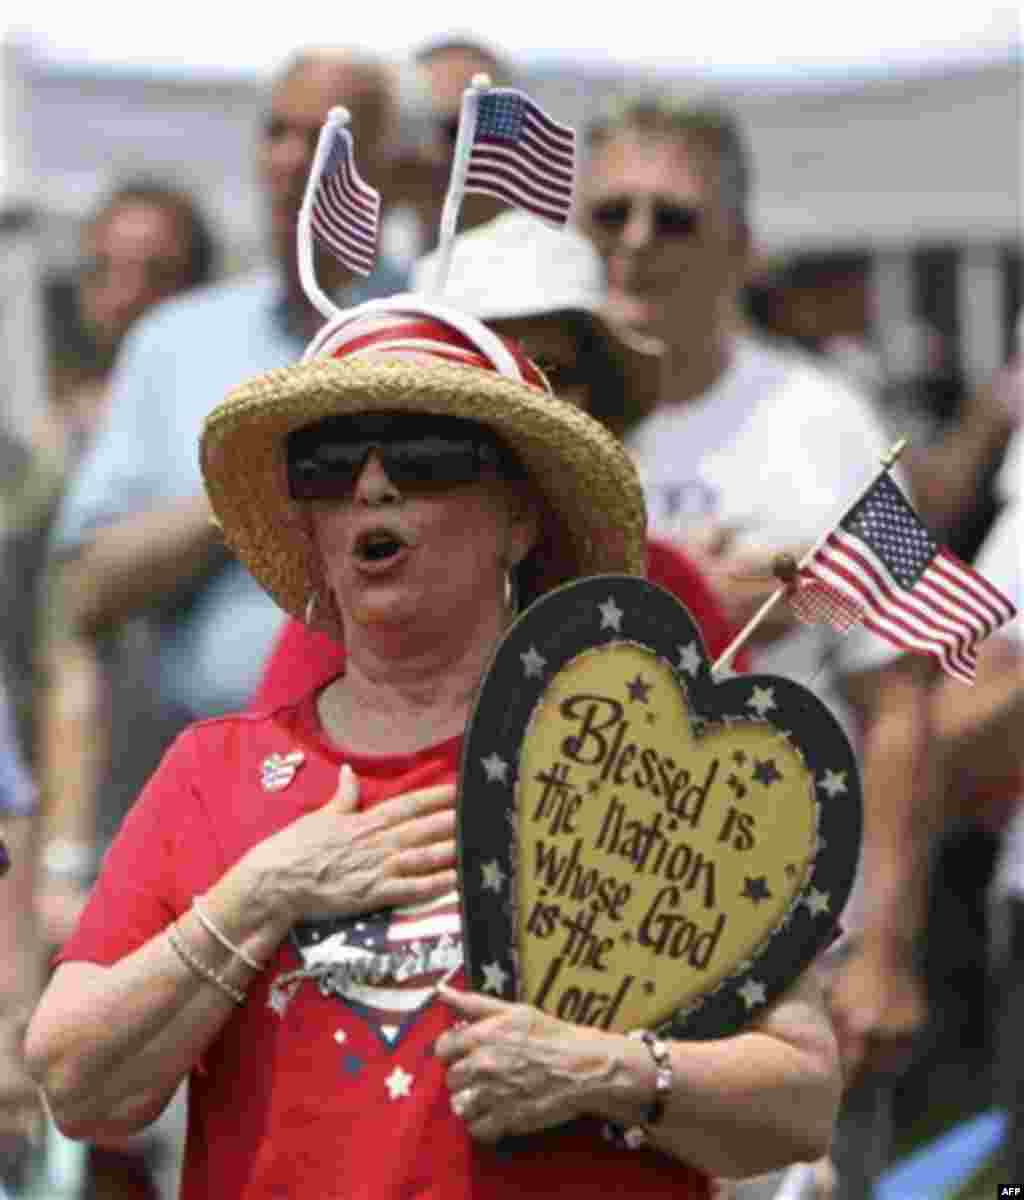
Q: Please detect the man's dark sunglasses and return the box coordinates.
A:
[287,412,525,500]
[588,196,702,239]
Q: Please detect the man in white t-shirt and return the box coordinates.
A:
[580,93,933,1199]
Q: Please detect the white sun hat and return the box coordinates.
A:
[411,210,662,432]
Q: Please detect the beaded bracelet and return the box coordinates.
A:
[166,920,247,1006]
[603,1029,674,1150]
[191,896,265,971]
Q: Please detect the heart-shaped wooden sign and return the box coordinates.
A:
[458,575,861,1040]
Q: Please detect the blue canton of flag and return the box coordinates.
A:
[793,474,1016,682]
[463,88,576,227]
[309,124,381,277]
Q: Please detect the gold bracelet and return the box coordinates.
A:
[166,920,247,1006]
[191,896,265,971]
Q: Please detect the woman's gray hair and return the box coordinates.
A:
[585,92,752,235]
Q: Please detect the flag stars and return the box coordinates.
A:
[481,752,509,783]
[385,1065,413,1099]
[598,597,624,632]
[747,685,777,718]
[520,646,547,678]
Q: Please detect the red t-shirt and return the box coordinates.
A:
[252,537,747,710]
[60,695,712,1200]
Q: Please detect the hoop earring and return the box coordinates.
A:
[504,568,519,616]
[304,590,319,628]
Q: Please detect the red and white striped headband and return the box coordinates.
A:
[302,294,551,393]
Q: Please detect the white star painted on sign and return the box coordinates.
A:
[738,979,767,1010]
[481,752,509,783]
[333,1030,347,1044]
[482,960,509,994]
[481,860,506,893]
[819,769,848,798]
[676,641,701,677]
[598,597,623,632]
[520,646,547,678]
[380,1025,400,1044]
[385,1065,413,1099]
[747,685,777,718]
[803,887,832,917]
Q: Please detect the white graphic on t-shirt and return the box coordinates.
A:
[270,891,463,1036]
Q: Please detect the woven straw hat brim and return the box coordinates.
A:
[200,355,647,623]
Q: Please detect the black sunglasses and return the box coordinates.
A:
[287,413,525,501]
[588,196,701,239]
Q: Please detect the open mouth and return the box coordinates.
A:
[354,528,409,568]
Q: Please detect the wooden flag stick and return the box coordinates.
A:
[710,438,908,678]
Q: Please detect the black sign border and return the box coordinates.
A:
[458,573,861,1041]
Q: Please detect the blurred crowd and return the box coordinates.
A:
[0,32,1019,1200]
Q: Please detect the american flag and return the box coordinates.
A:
[288,892,462,1040]
[790,474,1016,683]
[463,88,576,227]
[308,123,381,277]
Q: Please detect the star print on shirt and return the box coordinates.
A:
[385,1065,413,1099]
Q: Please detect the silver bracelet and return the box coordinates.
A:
[166,920,247,1006]
[191,896,265,971]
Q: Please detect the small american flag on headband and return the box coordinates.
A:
[463,88,576,227]
[788,473,1017,683]
[308,122,380,277]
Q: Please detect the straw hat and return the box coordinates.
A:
[200,295,647,628]
[411,210,662,430]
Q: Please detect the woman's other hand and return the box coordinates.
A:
[435,983,617,1142]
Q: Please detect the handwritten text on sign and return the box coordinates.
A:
[515,644,817,1033]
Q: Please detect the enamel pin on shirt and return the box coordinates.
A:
[261,751,306,792]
